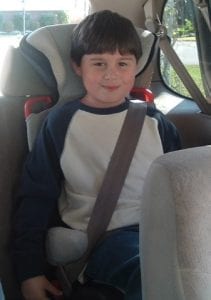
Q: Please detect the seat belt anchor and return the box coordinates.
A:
[154,15,167,39]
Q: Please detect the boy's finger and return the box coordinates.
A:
[46,282,63,296]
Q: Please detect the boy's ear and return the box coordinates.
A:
[71,61,82,76]
[135,61,140,76]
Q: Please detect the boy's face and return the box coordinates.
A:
[73,51,138,108]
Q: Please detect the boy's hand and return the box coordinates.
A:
[21,275,63,300]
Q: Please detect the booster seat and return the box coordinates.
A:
[23,24,156,264]
[0,21,157,298]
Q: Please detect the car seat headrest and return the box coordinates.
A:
[0,46,52,97]
[1,23,156,102]
[24,24,85,102]
[26,24,156,100]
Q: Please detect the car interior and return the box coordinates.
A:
[0,0,211,299]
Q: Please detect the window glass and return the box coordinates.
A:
[0,0,89,95]
[161,0,205,97]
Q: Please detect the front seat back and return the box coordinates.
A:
[140,146,211,300]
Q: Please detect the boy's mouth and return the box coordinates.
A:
[103,85,120,91]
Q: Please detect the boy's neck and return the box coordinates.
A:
[80,97,127,109]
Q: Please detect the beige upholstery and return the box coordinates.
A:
[140,146,211,300]
[90,0,146,27]
[0,46,51,97]
[0,96,27,299]
[46,227,88,265]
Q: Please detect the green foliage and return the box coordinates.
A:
[56,11,69,24]
[2,21,14,33]
[0,11,69,33]
[12,13,23,31]
[0,14,3,28]
[163,0,195,40]
[39,13,57,27]
[173,18,194,38]
[29,20,40,31]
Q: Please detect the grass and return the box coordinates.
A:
[177,36,196,42]
[163,64,205,98]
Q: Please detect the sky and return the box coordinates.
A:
[0,0,88,11]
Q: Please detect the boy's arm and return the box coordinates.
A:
[159,114,181,153]
[13,101,79,286]
[13,117,64,284]
[148,106,182,153]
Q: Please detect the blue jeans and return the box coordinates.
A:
[84,225,141,300]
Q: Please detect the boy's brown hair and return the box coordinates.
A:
[71,10,142,66]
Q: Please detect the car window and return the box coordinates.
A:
[0,0,89,95]
[160,0,205,98]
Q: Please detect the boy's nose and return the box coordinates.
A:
[104,67,118,80]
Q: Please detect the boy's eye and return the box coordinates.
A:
[93,62,105,67]
[119,62,128,67]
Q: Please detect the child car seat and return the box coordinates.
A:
[21,24,157,266]
[0,23,156,299]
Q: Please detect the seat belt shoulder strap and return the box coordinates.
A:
[60,101,147,289]
[87,101,147,247]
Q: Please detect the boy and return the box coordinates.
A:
[13,10,181,300]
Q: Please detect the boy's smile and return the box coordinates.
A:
[73,51,138,108]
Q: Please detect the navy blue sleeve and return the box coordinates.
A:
[13,100,80,283]
[147,105,181,153]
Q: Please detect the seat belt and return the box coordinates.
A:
[58,101,147,298]
[87,101,147,248]
[135,33,160,89]
[193,0,211,31]
[143,0,211,114]
[158,25,210,113]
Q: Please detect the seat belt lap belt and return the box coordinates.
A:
[58,101,147,298]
